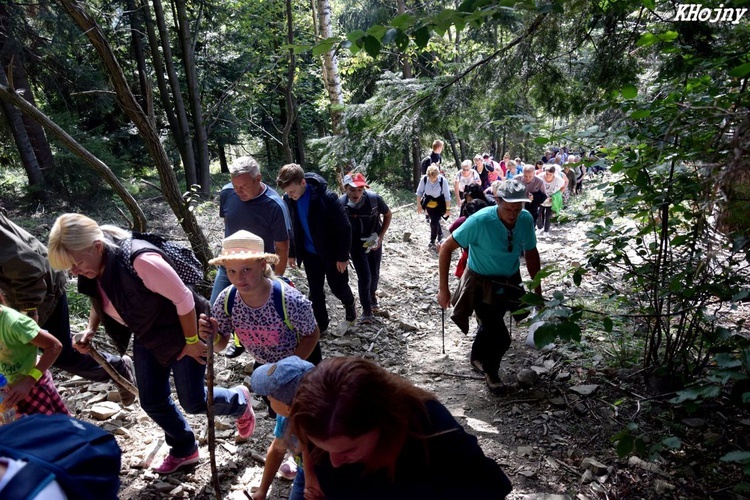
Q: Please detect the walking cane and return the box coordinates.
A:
[441,307,446,355]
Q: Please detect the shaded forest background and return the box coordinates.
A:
[1,0,750,492]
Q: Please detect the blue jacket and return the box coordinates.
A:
[284,173,351,267]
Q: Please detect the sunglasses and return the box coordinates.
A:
[507,229,513,253]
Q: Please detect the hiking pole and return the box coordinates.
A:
[441,307,446,354]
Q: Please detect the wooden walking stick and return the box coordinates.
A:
[441,307,446,354]
[205,326,221,498]
[72,333,138,397]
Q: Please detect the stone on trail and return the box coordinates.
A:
[90,401,121,420]
[570,384,599,396]
[580,457,608,476]
[517,368,539,388]
[654,479,676,494]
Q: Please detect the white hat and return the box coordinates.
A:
[209,230,279,266]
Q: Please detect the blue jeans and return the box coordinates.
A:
[133,341,250,457]
[289,465,306,500]
[350,247,382,313]
[210,266,231,305]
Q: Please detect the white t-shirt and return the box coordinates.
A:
[0,458,67,499]
[537,175,565,206]
[454,170,480,194]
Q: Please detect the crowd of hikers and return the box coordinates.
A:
[0,146,596,498]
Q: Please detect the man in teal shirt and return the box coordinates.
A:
[438,179,542,395]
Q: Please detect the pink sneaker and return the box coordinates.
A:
[236,385,256,439]
[153,449,200,474]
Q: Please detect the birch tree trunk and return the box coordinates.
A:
[315,0,344,134]
[57,0,212,269]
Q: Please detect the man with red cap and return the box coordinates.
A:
[339,173,392,323]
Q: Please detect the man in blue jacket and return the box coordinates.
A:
[277,164,356,332]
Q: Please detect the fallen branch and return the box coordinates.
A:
[419,371,483,381]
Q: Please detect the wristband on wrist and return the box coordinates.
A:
[22,307,37,312]
[185,335,200,345]
[28,368,43,381]
[213,334,222,345]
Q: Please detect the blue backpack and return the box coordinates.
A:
[0,414,121,500]
[223,277,297,340]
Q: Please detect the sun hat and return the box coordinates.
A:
[343,172,369,188]
[494,179,529,203]
[208,230,279,266]
[250,356,315,406]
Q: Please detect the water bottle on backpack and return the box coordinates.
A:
[0,373,17,424]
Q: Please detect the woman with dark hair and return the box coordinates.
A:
[289,356,512,499]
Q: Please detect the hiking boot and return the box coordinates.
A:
[485,372,507,396]
[225,341,245,358]
[344,303,357,325]
[117,355,137,407]
[154,449,199,474]
[428,242,436,251]
[359,311,374,325]
[236,386,256,439]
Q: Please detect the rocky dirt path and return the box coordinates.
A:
[52,196,748,499]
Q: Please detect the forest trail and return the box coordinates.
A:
[48,195,746,499]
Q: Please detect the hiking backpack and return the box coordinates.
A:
[122,231,204,286]
[420,156,432,175]
[223,277,297,337]
[0,414,121,500]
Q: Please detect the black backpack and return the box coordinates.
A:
[122,231,204,286]
[420,156,432,175]
[0,414,121,500]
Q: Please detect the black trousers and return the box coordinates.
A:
[426,206,444,243]
[44,293,130,382]
[470,276,527,376]
[350,247,382,313]
[302,252,355,332]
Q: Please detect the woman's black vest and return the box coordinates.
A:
[78,238,209,366]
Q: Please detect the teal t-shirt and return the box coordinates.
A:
[0,306,40,384]
[452,206,536,277]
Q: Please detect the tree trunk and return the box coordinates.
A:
[0,82,147,228]
[174,0,210,195]
[150,0,197,188]
[411,137,421,188]
[315,0,344,134]
[126,0,152,120]
[0,70,45,195]
[458,139,467,161]
[445,130,461,166]
[396,0,412,78]
[139,0,178,133]
[57,0,212,271]
[218,145,228,174]
[294,113,305,167]
[281,0,296,163]
[12,63,56,179]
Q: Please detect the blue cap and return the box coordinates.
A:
[250,356,314,406]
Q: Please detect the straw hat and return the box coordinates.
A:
[208,230,279,266]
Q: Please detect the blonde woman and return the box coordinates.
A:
[453,159,480,207]
[48,214,256,474]
[416,165,451,249]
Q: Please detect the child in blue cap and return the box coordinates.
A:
[249,355,317,500]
